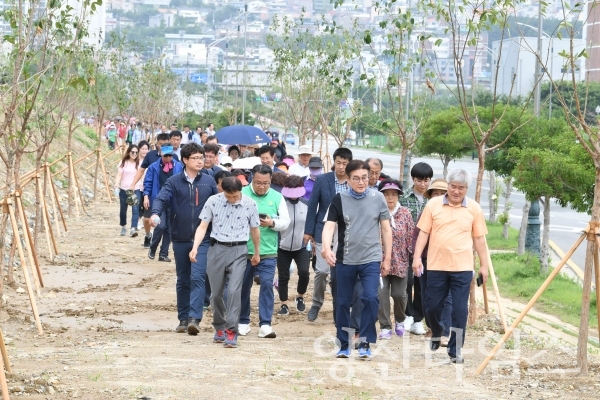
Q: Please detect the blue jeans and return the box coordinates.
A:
[419,258,452,337]
[119,189,141,228]
[335,262,380,350]
[150,209,171,258]
[425,271,472,358]
[240,257,276,327]
[330,265,363,330]
[172,239,209,321]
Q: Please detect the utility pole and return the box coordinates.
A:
[241,1,248,125]
[234,12,241,124]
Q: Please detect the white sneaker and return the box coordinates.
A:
[403,316,414,332]
[258,325,276,338]
[410,321,426,335]
[238,323,251,336]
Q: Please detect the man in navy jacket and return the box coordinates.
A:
[152,143,218,334]
[144,145,183,261]
[303,148,353,322]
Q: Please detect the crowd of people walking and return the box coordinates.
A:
[108,120,489,362]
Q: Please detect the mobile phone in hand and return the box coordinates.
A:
[259,213,268,220]
[476,273,484,287]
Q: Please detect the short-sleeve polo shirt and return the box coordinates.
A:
[417,195,487,272]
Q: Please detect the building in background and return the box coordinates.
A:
[586,0,600,81]
[492,37,584,97]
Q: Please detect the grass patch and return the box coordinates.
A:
[492,252,598,328]
[486,221,519,250]
[75,127,99,150]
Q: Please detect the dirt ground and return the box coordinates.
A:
[1,200,600,399]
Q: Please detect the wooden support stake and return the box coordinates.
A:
[67,153,80,218]
[37,175,58,254]
[484,237,507,332]
[14,193,41,296]
[98,148,112,203]
[44,164,61,236]
[46,164,67,232]
[476,232,586,375]
[71,161,87,214]
[0,328,12,373]
[0,350,9,400]
[52,150,96,177]
[5,198,44,335]
[16,197,43,288]
[36,177,57,259]
[86,146,120,172]
[595,237,600,344]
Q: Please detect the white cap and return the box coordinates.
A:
[296,145,315,155]
[220,156,233,165]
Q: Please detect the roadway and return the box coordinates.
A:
[284,137,590,273]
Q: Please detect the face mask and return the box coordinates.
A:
[310,168,323,179]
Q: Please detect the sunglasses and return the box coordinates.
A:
[130,151,138,154]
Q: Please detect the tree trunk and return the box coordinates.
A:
[93,110,104,201]
[518,201,531,256]
[399,147,408,184]
[503,177,512,239]
[488,170,496,222]
[7,233,16,285]
[440,155,450,179]
[576,171,600,375]
[468,145,486,325]
[67,126,74,217]
[0,212,8,298]
[539,196,551,274]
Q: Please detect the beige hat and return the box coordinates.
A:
[296,145,315,155]
[425,178,448,199]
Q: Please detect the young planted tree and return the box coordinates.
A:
[519,1,600,372]
[0,1,99,291]
[330,1,436,181]
[267,15,343,147]
[415,107,473,178]
[427,0,534,323]
[511,138,593,274]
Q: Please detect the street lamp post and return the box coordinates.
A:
[524,6,543,256]
[241,1,248,125]
[515,21,553,119]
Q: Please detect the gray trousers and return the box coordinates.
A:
[377,274,408,330]
[312,241,335,309]
[207,243,248,333]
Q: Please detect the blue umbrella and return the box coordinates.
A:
[215,125,271,145]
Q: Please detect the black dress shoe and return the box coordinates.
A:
[158,255,171,262]
[430,338,441,351]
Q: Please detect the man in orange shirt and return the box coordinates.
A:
[412,168,489,364]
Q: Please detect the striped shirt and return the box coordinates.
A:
[199,193,260,242]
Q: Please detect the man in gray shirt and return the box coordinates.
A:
[322,160,393,359]
[190,177,260,348]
